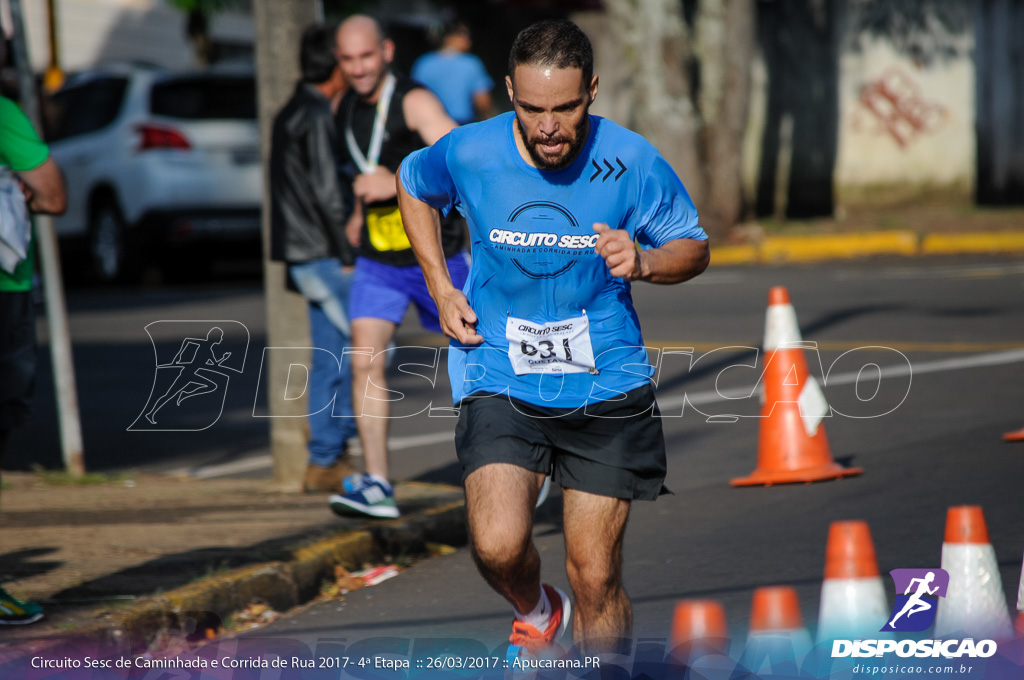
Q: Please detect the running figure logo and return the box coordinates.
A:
[129,321,249,431]
[881,568,949,632]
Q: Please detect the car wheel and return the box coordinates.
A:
[89,201,128,283]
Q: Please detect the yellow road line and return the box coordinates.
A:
[712,245,759,265]
[711,231,1024,264]
[762,231,919,262]
[922,232,1024,255]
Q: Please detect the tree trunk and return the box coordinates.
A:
[601,0,755,241]
[697,0,755,236]
[755,0,840,219]
[606,0,706,203]
[975,0,1024,204]
[253,0,318,491]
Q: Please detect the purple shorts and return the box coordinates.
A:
[349,252,470,332]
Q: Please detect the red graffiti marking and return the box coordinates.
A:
[857,68,949,147]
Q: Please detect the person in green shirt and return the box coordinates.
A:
[0,94,66,625]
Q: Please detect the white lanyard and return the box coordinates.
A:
[345,72,396,174]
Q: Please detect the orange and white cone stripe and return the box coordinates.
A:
[816,521,889,643]
[1017,553,1024,636]
[740,586,813,675]
[667,600,735,676]
[934,506,1013,640]
[732,287,862,486]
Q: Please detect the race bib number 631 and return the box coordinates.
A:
[505,314,597,376]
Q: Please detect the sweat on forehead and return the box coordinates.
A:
[508,62,588,96]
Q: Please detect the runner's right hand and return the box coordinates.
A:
[354,167,398,204]
[440,290,483,345]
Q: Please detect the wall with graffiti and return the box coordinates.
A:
[836,38,974,191]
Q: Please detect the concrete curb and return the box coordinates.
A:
[713,230,1024,265]
[63,496,468,652]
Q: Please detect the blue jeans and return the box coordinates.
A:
[288,258,357,467]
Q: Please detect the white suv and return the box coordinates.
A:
[46,63,263,282]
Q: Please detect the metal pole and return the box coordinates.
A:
[8,0,85,476]
[44,0,63,91]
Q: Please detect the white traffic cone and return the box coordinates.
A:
[740,587,813,676]
[731,287,862,486]
[1017,552,1024,636]
[816,521,889,643]
[934,506,1013,640]
[669,599,730,661]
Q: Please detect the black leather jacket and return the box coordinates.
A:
[270,83,355,265]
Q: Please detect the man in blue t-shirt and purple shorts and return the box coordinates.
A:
[328,16,466,520]
[397,20,710,657]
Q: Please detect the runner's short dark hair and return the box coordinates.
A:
[508,19,593,87]
[442,18,469,40]
[300,23,338,85]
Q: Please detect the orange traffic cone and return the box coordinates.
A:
[935,506,1013,640]
[816,520,889,643]
[731,287,862,486]
[749,587,811,640]
[669,599,730,660]
[740,587,813,676]
[1004,427,1024,442]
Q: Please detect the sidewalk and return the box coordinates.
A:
[0,472,465,651]
[715,203,1024,264]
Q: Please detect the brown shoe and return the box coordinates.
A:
[303,456,358,493]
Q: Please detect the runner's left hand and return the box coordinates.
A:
[593,223,642,280]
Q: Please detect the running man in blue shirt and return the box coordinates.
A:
[411,19,493,125]
[397,20,709,655]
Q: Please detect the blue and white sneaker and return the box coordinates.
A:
[330,474,400,519]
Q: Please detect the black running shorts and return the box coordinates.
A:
[0,291,36,430]
[454,384,668,501]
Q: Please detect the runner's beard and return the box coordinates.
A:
[517,113,590,171]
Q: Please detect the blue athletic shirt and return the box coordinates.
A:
[411,51,493,125]
[400,112,707,408]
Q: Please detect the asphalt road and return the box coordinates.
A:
[8,256,1024,674]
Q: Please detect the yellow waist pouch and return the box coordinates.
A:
[366,206,411,252]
